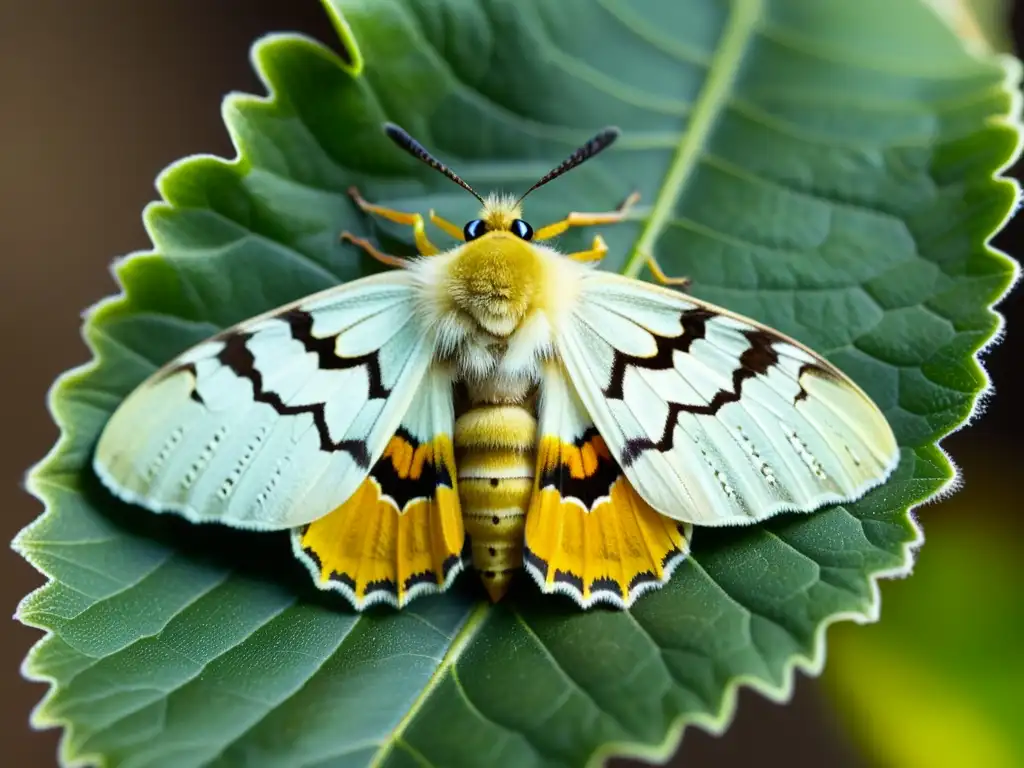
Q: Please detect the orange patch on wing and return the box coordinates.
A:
[380,433,437,483]
[537,433,612,480]
[295,434,465,608]
[525,457,689,607]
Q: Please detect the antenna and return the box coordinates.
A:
[383,123,485,205]
[516,127,621,204]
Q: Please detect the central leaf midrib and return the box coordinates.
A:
[366,4,767,764]
[368,602,489,768]
[622,0,764,278]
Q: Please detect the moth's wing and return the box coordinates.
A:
[291,366,466,609]
[556,271,899,526]
[524,361,691,609]
[94,271,435,530]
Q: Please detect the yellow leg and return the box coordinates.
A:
[340,232,410,269]
[645,254,691,291]
[567,235,608,264]
[347,186,439,256]
[429,210,465,241]
[533,191,640,242]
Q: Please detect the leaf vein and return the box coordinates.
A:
[524,7,691,116]
[594,0,714,67]
[88,597,299,750]
[513,613,634,738]
[624,0,766,277]
[200,611,365,766]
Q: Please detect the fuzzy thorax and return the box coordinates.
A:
[445,233,543,337]
[408,227,581,391]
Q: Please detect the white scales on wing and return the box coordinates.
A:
[94,272,435,530]
[557,272,898,527]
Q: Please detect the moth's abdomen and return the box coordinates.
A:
[454,403,536,602]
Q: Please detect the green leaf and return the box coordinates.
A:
[14,1,1020,766]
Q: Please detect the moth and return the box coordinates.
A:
[94,123,899,610]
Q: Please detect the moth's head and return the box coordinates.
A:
[475,192,526,235]
[381,122,621,337]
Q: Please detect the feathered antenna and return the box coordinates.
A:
[383,123,485,205]
[516,127,621,204]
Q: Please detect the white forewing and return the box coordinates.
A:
[94,271,434,530]
[557,272,899,526]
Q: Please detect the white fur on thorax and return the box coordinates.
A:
[407,242,586,396]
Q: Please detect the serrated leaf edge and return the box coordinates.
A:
[11,3,1023,767]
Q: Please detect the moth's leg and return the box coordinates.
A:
[339,232,411,269]
[646,255,692,292]
[429,210,465,241]
[533,191,640,242]
[346,186,439,256]
[566,235,608,264]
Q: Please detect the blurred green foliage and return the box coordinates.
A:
[927,0,1014,51]
[967,0,1014,51]
[824,452,1024,768]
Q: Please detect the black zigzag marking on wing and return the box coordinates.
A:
[205,306,394,468]
[301,520,462,600]
[603,308,715,400]
[525,521,689,603]
[278,308,389,399]
[537,427,621,510]
[603,309,802,467]
[372,427,453,510]
[793,361,839,403]
[173,362,205,404]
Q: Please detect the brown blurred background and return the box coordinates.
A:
[2,2,1021,766]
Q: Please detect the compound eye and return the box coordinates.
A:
[510,219,534,241]
[463,219,487,241]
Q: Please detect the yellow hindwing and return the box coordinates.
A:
[293,431,465,608]
[525,433,689,608]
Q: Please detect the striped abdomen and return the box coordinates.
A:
[454,402,536,601]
